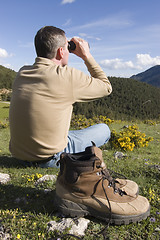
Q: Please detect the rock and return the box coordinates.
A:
[0,232,11,240]
[43,188,52,194]
[0,224,11,239]
[114,151,127,159]
[47,217,90,236]
[155,227,160,232]
[0,173,11,184]
[35,174,57,185]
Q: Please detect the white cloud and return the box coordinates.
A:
[62,19,72,26]
[82,18,129,29]
[0,48,14,70]
[0,48,9,58]
[78,33,87,37]
[61,0,75,4]
[78,33,101,41]
[100,58,136,70]
[100,54,160,71]
[68,14,132,31]
[136,54,160,66]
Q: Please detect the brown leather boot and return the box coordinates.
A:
[55,150,150,225]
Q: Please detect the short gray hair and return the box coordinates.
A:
[34,26,66,59]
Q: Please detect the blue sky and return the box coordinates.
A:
[0,0,160,77]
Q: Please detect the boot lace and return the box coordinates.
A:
[108,168,127,180]
[101,169,126,196]
[92,166,127,239]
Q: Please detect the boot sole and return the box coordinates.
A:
[54,194,150,225]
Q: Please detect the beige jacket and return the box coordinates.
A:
[9,56,112,161]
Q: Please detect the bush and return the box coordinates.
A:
[71,114,114,129]
[109,125,153,151]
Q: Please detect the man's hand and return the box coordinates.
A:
[70,37,92,61]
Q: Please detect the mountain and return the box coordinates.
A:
[0,65,16,89]
[130,65,160,88]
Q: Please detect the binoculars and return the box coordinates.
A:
[68,41,76,52]
[68,40,90,53]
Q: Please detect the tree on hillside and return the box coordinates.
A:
[0,65,16,89]
[73,77,160,120]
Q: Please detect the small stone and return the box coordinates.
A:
[35,175,57,185]
[114,151,127,159]
[47,217,90,236]
[0,224,11,240]
[69,218,90,236]
[0,173,11,184]
[155,227,160,232]
[44,188,52,194]
[0,232,11,240]
[0,224,4,232]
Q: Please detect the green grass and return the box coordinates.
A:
[0,102,10,121]
[0,106,160,239]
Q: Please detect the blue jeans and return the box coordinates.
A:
[38,123,111,168]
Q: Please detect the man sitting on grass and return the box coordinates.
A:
[9,26,112,167]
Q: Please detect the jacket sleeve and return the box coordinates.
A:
[71,56,112,102]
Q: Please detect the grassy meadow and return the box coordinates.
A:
[0,102,160,239]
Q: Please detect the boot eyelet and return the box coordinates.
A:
[119,191,124,196]
[96,172,101,176]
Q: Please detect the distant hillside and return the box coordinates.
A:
[0,65,160,120]
[73,77,160,120]
[0,65,16,89]
[130,65,160,88]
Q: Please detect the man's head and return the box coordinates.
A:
[34,26,69,65]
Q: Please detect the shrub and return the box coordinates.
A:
[109,125,153,151]
[71,114,114,129]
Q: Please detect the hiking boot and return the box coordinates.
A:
[55,151,150,225]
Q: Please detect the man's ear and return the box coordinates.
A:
[56,47,63,60]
